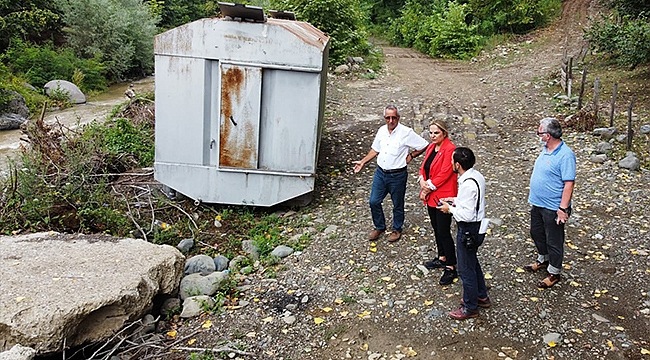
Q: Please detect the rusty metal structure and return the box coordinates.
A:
[153,12,329,206]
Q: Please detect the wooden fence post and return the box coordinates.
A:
[609,82,618,127]
[578,67,587,110]
[627,97,635,151]
[566,56,573,98]
[593,78,600,120]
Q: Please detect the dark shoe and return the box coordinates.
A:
[538,273,560,288]
[423,258,446,270]
[439,268,458,285]
[388,230,401,242]
[449,306,479,320]
[368,229,385,241]
[461,296,492,309]
[524,260,548,272]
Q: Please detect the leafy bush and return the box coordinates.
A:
[391,1,481,59]
[389,0,560,58]
[467,0,561,35]
[157,0,216,30]
[2,40,106,92]
[55,0,159,81]
[0,62,49,115]
[602,0,650,17]
[270,0,371,65]
[0,96,155,235]
[586,14,650,68]
[0,1,65,53]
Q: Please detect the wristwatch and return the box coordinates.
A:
[558,207,568,213]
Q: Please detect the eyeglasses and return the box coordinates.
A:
[384,116,398,120]
[429,131,441,135]
[536,131,548,136]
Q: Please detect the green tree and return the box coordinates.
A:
[586,13,650,68]
[466,0,561,35]
[0,0,65,52]
[270,0,371,65]
[586,0,650,68]
[602,0,650,17]
[55,0,159,81]
[2,40,106,91]
[158,0,213,29]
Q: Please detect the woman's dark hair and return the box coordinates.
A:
[453,147,476,170]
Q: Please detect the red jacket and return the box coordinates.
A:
[418,137,458,207]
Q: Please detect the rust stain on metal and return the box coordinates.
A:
[272,19,328,49]
[220,67,256,168]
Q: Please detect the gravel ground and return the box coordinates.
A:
[169,0,650,358]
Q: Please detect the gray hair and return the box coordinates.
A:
[540,117,562,138]
[384,104,400,117]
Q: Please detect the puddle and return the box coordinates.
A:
[0,77,155,175]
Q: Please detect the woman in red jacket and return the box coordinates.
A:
[418,120,458,285]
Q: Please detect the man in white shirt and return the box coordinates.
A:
[438,147,490,320]
[353,105,429,242]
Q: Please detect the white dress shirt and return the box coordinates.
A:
[449,168,486,223]
[371,123,429,170]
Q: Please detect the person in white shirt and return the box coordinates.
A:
[438,147,491,320]
[353,105,429,242]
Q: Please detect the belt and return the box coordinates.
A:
[378,166,407,174]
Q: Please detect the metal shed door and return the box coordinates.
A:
[219,64,262,169]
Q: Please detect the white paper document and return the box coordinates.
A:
[479,218,490,234]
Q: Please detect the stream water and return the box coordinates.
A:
[0,77,154,175]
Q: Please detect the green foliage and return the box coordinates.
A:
[55,0,159,81]
[102,117,155,166]
[0,97,155,235]
[188,352,215,360]
[586,14,650,68]
[602,0,650,17]
[0,63,47,116]
[0,0,65,53]
[47,87,72,109]
[249,214,283,257]
[388,0,560,58]
[391,1,481,59]
[2,40,106,92]
[467,0,561,35]
[158,0,215,29]
[270,0,371,65]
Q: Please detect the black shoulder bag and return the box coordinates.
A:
[461,178,483,250]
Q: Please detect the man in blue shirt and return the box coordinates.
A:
[525,117,576,288]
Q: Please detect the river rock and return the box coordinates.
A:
[180,295,215,318]
[3,90,29,118]
[592,127,617,139]
[184,254,215,275]
[595,142,612,154]
[618,152,640,170]
[213,255,230,271]
[0,344,37,360]
[0,113,27,130]
[44,80,86,104]
[179,271,229,299]
[271,245,294,258]
[0,232,184,354]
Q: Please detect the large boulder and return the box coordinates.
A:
[0,113,27,130]
[0,232,184,355]
[4,91,29,118]
[43,80,86,104]
[0,91,30,130]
